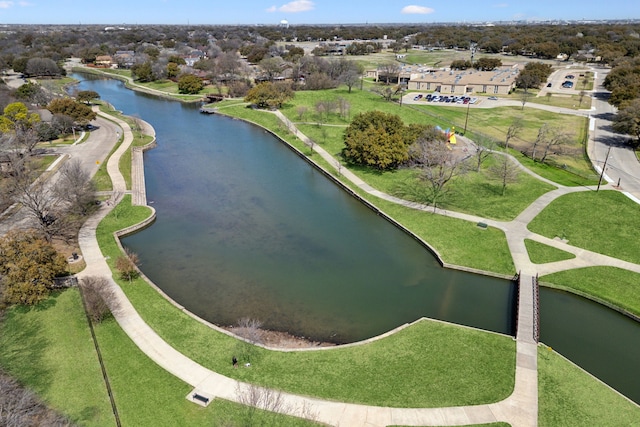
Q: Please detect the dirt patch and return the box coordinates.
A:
[223,326,337,349]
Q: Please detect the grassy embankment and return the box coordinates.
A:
[0,287,322,426]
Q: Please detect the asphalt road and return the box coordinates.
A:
[588,68,640,200]
[0,114,119,235]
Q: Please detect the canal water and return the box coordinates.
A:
[73,73,639,404]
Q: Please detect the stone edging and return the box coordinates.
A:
[538,279,640,323]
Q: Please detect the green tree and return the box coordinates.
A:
[612,98,640,144]
[177,74,203,94]
[167,55,186,65]
[11,57,29,74]
[516,62,553,89]
[166,62,181,79]
[603,58,640,107]
[244,82,293,109]
[0,231,67,305]
[25,57,61,77]
[450,59,472,70]
[342,111,409,170]
[131,61,155,82]
[473,57,502,71]
[13,82,39,100]
[47,98,97,127]
[76,90,100,104]
[0,102,41,132]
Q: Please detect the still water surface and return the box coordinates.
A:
[74,74,639,404]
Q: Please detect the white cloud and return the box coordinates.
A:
[401,5,435,15]
[266,5,277,13]
[279,0,314,13]
[0,1,14,9]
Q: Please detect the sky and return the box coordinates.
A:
[0,0,636,25]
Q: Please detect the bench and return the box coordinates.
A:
[192,393,210,404]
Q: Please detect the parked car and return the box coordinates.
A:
[547,82,552,87]
[488,96,498,100]
[565,74,575,79]
[562,81,574,88]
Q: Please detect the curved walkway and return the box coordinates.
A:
[73,104,640,426]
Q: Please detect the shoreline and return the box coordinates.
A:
[76,68,640,335]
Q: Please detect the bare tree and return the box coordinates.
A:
[115,247,141,282]
[7,163,60,239]
[379,62,400,85]
[530,123,550,161]
[540,128,570,164]
[374,85,402,102]
[235,317,264,345]
[295,105,307,121]
[414,138,466,211]
[235,383,289,426]
[53,159,97,216]
[504,118,523,149]
[337,97,351,121]
[79,276,119,323]
[339,68,361,93]
[233,317,264,365]
[519,90,533,110]
[473,138,495,172]
[489,154,519,195]
[12,127,40,154]
[51,114,75,136]
[0,372,75,427]
[578,90,587,108]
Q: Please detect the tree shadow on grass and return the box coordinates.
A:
[0,306,53,394]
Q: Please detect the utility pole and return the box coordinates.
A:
[597,146,611,192]
[463,98,471,134]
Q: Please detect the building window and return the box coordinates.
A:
[494,86,499,93]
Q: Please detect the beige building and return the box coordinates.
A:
[407,64,520,95]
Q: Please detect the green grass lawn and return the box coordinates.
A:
[285,86,595,187]
[525,239,576,264]
[541,267,640,318]
[527,190,640,265]
[0,289,321,427]
[532,92,593,110]
[538,345,640,426]
[367,195,515,275]
[0,290,114,426]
